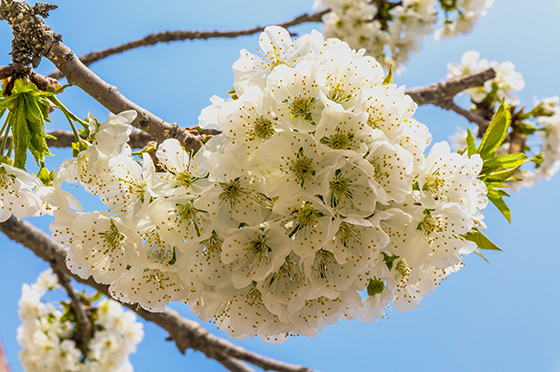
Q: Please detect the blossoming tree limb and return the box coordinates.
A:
[0,216,316,372]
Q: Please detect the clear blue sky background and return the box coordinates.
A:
[1,1,560,371]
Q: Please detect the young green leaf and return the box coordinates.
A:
[484,166,522,182]
[477,101,511,159]
[482,152,527,170]
[463,228,503,251]
[488,193,511,223]
[466,127,476,157]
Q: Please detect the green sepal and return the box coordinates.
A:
[474,250,490,263]
[227,87,239,100]
[367,279,385,296]
[37,165,51,186]
[382,252,399,270]
[477,101,511,159]
[71,140,89,157]
[382,65,393,85]
[0,155,12,166]
[463,227,502,251]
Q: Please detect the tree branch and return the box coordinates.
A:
[0,68,497,151]
[405,68,495,129]
[50,263,93,359]
[0,0,201,152]
[44,42,201,151]
[0,129,154,150]
[0,336,10,372]
[0,216,316,372]
[47,10,329,80]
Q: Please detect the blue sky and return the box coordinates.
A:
[1,1,560,371]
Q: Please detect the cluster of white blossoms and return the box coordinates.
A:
[49,26,488,343]
[435,0,494,39]
[446,51,525,105]
[446,52,560,191]
[46,27,487,342]
[507,97,560,191]
[314,0,492,70]
[17,269,143,372]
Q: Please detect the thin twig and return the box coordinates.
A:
[50,264,93,358]
[0,215,316,372]
[47,10,329,80]
[0,335,10,372]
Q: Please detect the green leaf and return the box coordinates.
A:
[477,101,511,159]
[13,97,30,170]
[367,279,385,296]
[484,166,522,182]
[482,153,527,170]
[466,127,476,157]
[23,94,44,124]
[463,228,503,251]
[515,121,538,135]
[488,193,511,223]
[485,181,507,190]
[382,65,393,85]
[487,188,510,198]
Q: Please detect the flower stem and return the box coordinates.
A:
[48,95,83,143]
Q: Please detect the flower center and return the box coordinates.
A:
[289,201,324,238]
[289,147,315,187]
[320,127,356,150]
[218,177,247,208]
[329,170,353,208]
[285,96,316,121]
[313,249,337,279]
[99,220,125,254]
[327,84,351,104]
[176,201,203,237]
[336,221,361,248]
[199,231,223,261]
[251,116,276,140]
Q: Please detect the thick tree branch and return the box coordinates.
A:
[0,0,201,152]
[44,42,201,151]
[47,10,329,80]
[405,68,495,129]
[405,68,496,105]
[0,216,316,372]
[0,69,498,150]
[0,129,154,150]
